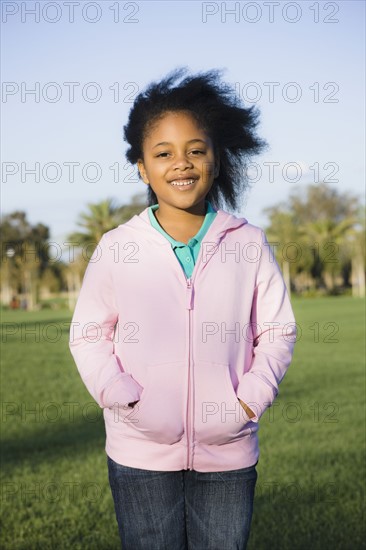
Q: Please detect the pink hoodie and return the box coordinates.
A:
[69,207,296,472]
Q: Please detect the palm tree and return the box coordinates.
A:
[345,207,365,297]
[300,216,357,291]
[264,208,305,295]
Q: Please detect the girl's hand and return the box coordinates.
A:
[238,398,256,419]
[128,399,255,418]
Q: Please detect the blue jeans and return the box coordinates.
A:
[107,455,258,550]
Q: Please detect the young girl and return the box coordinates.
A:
[69,68,296,550]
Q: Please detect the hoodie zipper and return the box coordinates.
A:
[143,210,229,470]
[186,276,194,470]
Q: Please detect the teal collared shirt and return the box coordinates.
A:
[148,200,217,278]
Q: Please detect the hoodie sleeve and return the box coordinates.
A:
[236,230,297,422]
[69,233,143,409]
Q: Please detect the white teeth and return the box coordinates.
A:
[170,179,194,186]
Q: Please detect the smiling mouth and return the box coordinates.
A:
[169,179,196,186]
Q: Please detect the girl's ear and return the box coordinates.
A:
[137,159,150,184]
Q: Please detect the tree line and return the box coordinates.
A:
[1,183,364,310]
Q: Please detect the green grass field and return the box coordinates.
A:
[1,297,365,549]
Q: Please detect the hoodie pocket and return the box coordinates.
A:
[194,361,253,445]
[123,361,185,445]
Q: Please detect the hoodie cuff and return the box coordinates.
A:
[236,373,276,423]
[237,398,257,423]
[102,373,144,409]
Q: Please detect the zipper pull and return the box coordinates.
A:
[186,278,193,310]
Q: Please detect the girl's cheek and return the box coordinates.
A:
[203,162,215,175]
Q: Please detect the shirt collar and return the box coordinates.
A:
[148,200,217,249]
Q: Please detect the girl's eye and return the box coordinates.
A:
[156,150,206,158]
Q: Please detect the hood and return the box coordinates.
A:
[122,206,248,247]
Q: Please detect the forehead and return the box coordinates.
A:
[144,111,208,141]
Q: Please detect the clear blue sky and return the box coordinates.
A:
[1,0,365,245]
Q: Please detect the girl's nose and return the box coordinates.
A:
[172,153,194,169]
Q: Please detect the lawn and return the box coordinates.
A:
[0,297,365,549]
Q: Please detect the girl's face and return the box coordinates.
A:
[137,111,219,216]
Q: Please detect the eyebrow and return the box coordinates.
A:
[152,139,207,149]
